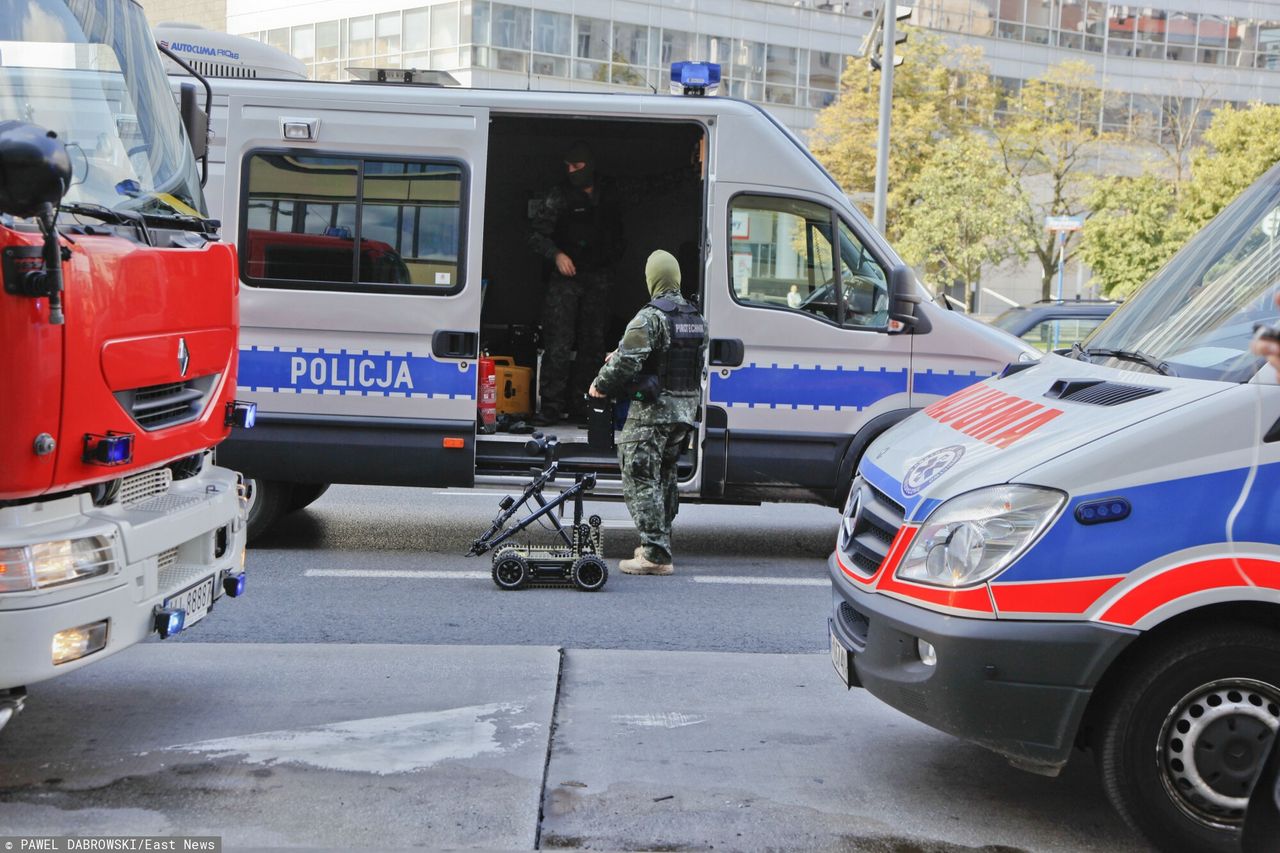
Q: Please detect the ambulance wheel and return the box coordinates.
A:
[571,555,607,592]
[287,482,331,513]
[492,554,530,590]
[244,478,292,543]
[1096,626,1280,853]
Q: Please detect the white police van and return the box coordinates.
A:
[188,54,1032,537]
[829,161,1280,851]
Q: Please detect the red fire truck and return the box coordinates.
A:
[0,0,252,732]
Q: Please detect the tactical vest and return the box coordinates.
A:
[552,185,621,270]
[645,296,707,395]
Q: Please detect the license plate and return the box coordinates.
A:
[830,624,853,689]
[165,577,215,628]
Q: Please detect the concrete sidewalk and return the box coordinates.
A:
[0,644,1147,851]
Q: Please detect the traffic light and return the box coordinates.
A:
[861,4,912,72]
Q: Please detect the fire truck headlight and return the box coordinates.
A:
[0,536,115,592]
[896,485,1065,588]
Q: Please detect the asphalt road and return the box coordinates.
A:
[0,485,1153,851]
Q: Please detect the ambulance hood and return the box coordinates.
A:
[862,353,1232,521]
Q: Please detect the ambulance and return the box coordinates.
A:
[828,162,1280,851]
[182,50,1034,538]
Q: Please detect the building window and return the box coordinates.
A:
[491,4,530,51]
[349,16,374,58]
[533,10,569,55]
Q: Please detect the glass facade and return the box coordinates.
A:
[235,0,1280,136]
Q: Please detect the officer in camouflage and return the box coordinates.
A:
[589,250,707,575]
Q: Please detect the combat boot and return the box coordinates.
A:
[619,553,673,575]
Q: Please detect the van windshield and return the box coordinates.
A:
[1083,165,1280,383]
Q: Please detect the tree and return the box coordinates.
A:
[1178,103,1280,232]
[896,134,1023,312]
[1078,173,1179,298]
[993,61,1106,300]
[808,28,993,238]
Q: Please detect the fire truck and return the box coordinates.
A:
[0,0,252,732]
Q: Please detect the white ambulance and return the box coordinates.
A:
[188,57,1033,537]
[829,162,1280,851]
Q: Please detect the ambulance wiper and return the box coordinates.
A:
[1079,346,1177,377]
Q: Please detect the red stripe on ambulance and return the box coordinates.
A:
[922,384,1064,449]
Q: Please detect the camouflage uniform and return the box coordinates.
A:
[593,264,706,566]
[529,163,698,419]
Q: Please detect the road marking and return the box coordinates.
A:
[430,490,519,497]
[688,576,828,587]
[306,569,491,580]
[304,569,826,587]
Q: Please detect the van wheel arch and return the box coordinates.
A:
[833,407,919,507]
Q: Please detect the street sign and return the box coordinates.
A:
[1045,215,1085,232]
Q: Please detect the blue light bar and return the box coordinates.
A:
[670,61,721,96]
[154,607,186,639]
[225,400,257,429]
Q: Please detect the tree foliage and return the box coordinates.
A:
[1078,173,1179,298]
[896,135,1023,311]
[808,28,993,238]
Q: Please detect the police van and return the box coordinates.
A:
[828,162,1280,851]
[188,52,1032,538]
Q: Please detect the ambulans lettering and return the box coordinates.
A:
[288,356,414,391]
[923,384,1063,449]
[239,347,475,399]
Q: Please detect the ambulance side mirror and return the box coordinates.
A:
[886,264,927,335]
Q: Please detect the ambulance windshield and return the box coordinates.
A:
[0,0,206,218]
[1084,164,1280,383]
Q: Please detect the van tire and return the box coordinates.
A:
[245,477,292,543]
[287,483,331,513]
[1095,626,1280,853]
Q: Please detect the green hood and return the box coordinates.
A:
[645,250,681,297]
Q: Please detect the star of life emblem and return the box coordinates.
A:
[901,445,966,497]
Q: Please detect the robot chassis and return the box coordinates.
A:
[466,433,608,592]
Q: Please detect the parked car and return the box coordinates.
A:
[990,299,1119,351]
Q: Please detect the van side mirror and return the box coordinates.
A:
[179,82,209,162]
[887,263,926,334]
[0,120,72,218]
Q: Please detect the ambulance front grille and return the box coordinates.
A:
[119,468,173,507]
[839,478,904,576]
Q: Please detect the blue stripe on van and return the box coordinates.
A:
[912,369,989,397]
[709,363,908,410]
[238,346,476,399]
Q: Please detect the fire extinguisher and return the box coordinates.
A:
[478,353,497,434]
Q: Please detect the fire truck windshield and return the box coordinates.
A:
[1084,162,1280,383]
[0,0,206,221]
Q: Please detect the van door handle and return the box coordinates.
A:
[432,330,478,359]
[709,338,744,367]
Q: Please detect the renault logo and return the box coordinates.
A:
[177,338,189,377]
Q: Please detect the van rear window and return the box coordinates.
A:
[240,151,466,294]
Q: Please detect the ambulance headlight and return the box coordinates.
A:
[896,486,1065,588]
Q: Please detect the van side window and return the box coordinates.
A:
[729,194,889,329]
[240,152,465,293]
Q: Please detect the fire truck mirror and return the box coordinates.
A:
[0,120,72,219]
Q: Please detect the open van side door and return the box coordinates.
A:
[215,90,488,489]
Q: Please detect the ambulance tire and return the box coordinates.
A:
[287,483,331,513]
[245,477,292,543]
[1096,625,1280,853]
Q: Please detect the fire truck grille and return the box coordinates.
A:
[115,375,217,431]
[839,477,904,577]
[119,468,173,506]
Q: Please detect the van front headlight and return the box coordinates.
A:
[896,486,1065,588]
[0,537,115,592]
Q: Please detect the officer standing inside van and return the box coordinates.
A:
[588,250,707,575]
[528,141,621,426]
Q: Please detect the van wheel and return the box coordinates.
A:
[287,483,331,513]
[244,477,293,543]
[1096,626,1280,853]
